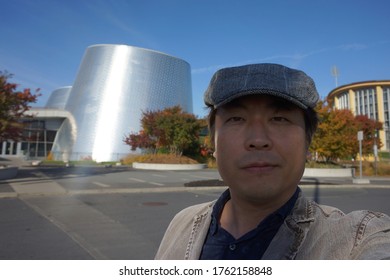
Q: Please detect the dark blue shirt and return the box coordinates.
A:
[199,188,300,260]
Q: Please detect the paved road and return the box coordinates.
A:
[1,166,390,260]
[1,166,222,194]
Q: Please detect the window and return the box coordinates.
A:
[383,87,390,149]
[338,92,349,109]
[355,88,377,120]
[20,120,58,159]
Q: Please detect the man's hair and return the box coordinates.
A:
[206,104,319,149]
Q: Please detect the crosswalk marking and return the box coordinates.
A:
[152,174,167,178]
[149,182,165,186]
[129,178,146,183]
[188,174,217,180]
[92,182,110,188]
[128,177,165,186]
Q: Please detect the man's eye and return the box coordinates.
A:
[227,116,244,123]
[272,116,289,122]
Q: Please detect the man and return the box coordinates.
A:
[155,63,390,259]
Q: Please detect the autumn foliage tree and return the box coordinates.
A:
[124,106,202,156]
[354,114,383,155]
[310,101,383,162]
[0,72,40,142]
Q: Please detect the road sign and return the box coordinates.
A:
[358,131,363,141]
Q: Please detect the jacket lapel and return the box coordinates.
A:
[262,193,315,259]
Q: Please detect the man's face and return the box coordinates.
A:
[214,95,307,208]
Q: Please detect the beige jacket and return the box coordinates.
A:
[155,192,390,259]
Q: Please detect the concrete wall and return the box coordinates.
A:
[303,168,353,178]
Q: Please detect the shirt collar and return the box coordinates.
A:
[210,187,301,236]
[210,189,230,235]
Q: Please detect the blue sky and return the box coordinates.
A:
[1,0,390,117]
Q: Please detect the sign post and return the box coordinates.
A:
[353,131,370,184]
[357,131,363,179]
[374,129,378,176]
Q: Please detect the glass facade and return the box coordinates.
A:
[0,141,18,156]
[1,120,57,158]
[1,110,71,159]
[19,120,56,158]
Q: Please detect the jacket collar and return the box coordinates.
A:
[262,192,315,259]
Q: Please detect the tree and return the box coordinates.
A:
[310,101,384,162]
[124,106,202,156]
[354,114,383,155]
[310,101,358,162]
[0,72,40,142]
[124,130,156,152]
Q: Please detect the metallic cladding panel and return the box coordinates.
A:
[53,44,192,162]
[45,86,72,109]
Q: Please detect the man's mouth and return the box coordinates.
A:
[241,162,277,173]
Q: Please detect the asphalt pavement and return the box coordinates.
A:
[2,165,390,198]
[1,165,390,260]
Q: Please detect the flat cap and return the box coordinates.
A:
[204,63,319,109]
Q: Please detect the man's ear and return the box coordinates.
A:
[213,151,217,158]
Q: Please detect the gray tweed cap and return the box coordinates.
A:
[204,63,319,109]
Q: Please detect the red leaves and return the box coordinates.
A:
[310,101,383,161]
[0,71,41,142]
[124,106,202,155]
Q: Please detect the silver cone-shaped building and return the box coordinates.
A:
[50,44,192,162]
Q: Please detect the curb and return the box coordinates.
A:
[2,183,390,199]
[0,192,18,198]
[132,162,207,170]
[0,166,19,180]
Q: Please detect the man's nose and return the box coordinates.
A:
[244,122,272,150]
